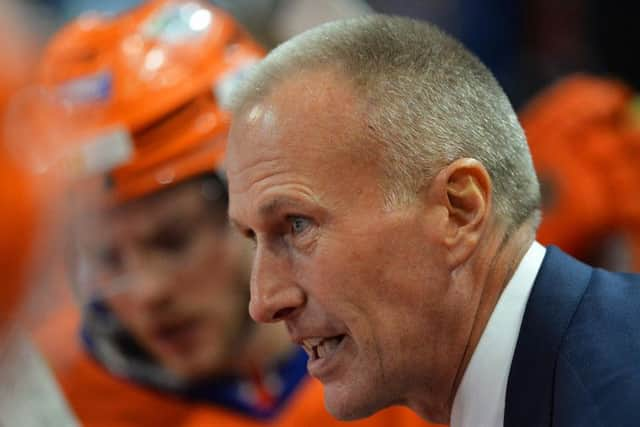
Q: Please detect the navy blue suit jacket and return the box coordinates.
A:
[505,246,640,427]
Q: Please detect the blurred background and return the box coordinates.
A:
[23,0,640,107]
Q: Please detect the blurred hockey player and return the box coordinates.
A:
[521,75,640,272]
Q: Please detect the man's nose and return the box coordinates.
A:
[248,246,305,323]
[126,254,173,311]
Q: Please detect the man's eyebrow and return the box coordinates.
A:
[258,197,307,218]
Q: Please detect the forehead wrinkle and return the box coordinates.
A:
[257,190,321,219]
[229,137,330,197]
[228,162,318,227]
[228,156,287,193]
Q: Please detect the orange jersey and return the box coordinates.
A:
[38,306,438,427]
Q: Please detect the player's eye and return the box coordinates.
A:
[97,246,124,272]
[148,227,192,253]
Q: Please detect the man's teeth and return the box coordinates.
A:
[302,336,343,360]
[317,337,341,358]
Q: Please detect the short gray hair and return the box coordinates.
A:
[233,15,541,227]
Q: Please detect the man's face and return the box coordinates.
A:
[227,71,471,419]
[76,179,252,380]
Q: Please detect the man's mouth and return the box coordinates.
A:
[301,335,346,361]
[152,316,202,351]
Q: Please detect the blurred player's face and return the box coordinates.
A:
[79,179,252,380]
[227,70,470,420]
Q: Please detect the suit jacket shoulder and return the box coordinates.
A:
[505,246,640,427]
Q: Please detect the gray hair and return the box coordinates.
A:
[232,14,541,227]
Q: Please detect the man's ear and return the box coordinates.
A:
[431,158,492,268]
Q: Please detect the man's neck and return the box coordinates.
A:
[446,218,536,420]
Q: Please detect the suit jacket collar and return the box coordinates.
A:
[505,246,593,427]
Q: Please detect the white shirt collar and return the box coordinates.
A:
[450,241,546,427]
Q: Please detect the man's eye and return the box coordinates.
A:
[289,216,311,235]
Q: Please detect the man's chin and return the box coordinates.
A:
[323,383,382,421]
[158,351,226,381]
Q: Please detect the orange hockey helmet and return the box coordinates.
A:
[36,0,264,204]
[26,0,264,302]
